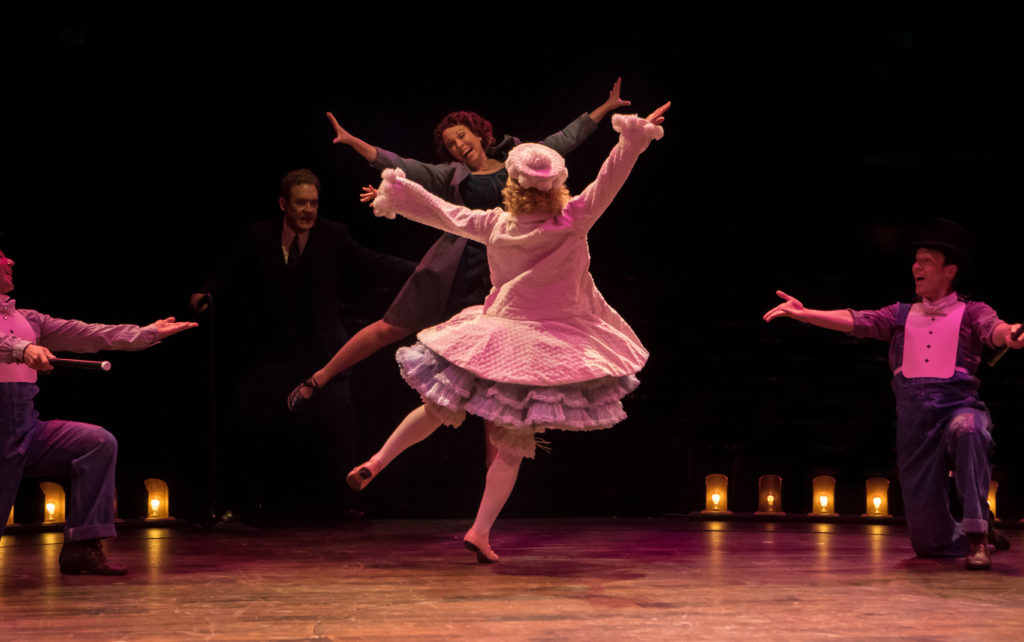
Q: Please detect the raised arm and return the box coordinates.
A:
[538,78,632,157]
[327,110,459,198]
[588,77,633,124]
[763,290,855,332]
[559,104,668,231]
[326,112,379,164]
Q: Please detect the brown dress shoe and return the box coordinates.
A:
[965,532,991,571]
[59,539,128,575]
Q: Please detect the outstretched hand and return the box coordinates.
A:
[359,185,378,205]
[326,112,355,145]
[152,317,199,340]
[605,77,632,111]
[646,102,671,125]
[763,290,805,322]
[589,77,634,124]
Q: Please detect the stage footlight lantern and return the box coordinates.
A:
[988,481,998,520]
[703,474,730,513]
[144,478,170,520]
[864,477,891,517]
[810,476,837,516]
[756,474,784,514]
[39,482,66,524]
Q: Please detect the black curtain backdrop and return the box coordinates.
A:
[5,9,1022,523]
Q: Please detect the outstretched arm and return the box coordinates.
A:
[1,311,198,369]
[763,290,854,332]
[326,112,379,164]
[13,318,195,371]
[372,169,499,243]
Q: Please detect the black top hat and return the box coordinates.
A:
[911,218,973,268]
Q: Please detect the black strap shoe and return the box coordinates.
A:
[287,377,319,412]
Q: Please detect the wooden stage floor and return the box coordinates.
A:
[2,518,1023,640]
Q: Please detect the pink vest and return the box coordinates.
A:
[0,304,37,383]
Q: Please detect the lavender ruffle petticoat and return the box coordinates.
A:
[396,342,639,459]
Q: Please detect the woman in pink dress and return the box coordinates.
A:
[348,104,668,563]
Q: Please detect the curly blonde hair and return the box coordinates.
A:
[501,178,570,216]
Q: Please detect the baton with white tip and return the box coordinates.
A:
[49,358,112,371]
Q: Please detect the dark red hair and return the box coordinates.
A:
[432,111,495,162]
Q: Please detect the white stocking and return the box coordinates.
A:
[468,446,523,539]
[371,405,443,471]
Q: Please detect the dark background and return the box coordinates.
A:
[5,9,1022,524]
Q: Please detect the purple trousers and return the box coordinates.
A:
[1,382,117,541]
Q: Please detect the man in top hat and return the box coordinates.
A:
[764,220,1023,570]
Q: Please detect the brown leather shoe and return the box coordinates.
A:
[59,539,128,575]
[965,533,991,571]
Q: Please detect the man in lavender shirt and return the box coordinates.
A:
[0,247,196,575]
[764,222,1023,570]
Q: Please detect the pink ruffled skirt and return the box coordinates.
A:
[396,342,639,458]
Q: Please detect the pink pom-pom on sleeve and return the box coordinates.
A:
[611,114,664,141]
[372,167,407,219]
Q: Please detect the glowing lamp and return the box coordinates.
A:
[810,475,837,516]
[39,482,66,524]
[864,477,891,517]
[703,474,730,513]
[987,481,998,521]
[6,507,13,527]
[756,474,784,515]
[144,478,170,520]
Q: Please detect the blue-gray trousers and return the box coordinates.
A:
[893,372,992,557]
[1,382,118,542]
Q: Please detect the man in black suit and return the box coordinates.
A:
[192,169,413,523]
